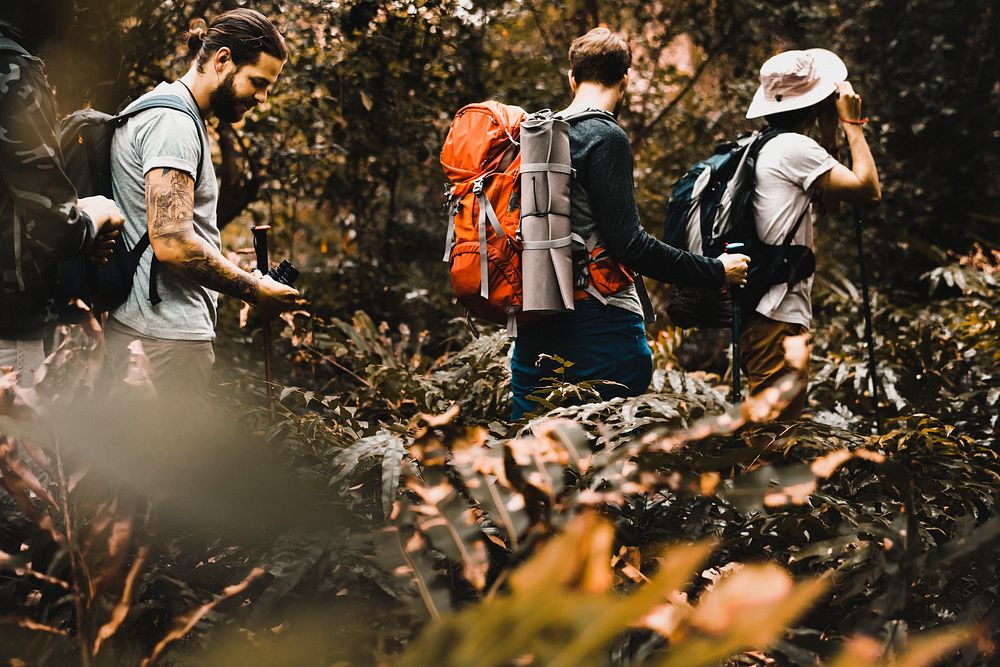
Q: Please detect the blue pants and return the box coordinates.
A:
[510,299,652,419]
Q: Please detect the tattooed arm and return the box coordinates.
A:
[145,168,298,311]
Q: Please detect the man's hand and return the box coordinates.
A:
[78,195,125,263]
[87,227,122,263]
[718,252,750,286]
[835,81,863,123]
[78,195,125,234]
[254,272,300,316]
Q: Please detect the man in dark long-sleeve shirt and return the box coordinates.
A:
[0,2,124,385]
[510,27,749,418]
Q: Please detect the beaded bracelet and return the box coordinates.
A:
[840,116,869,125]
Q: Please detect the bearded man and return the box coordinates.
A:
[105,8,299,398]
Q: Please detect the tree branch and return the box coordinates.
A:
[524,0,570,97]
[629,33,732,152]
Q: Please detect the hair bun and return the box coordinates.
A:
[187,18,208,54]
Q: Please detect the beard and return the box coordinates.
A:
[209,71,254,124]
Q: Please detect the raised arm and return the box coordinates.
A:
[815,81,882,207]
[145,167,297,312]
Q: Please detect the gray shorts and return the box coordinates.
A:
[104,318,215,399]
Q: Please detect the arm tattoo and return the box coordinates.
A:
[146,168,195,238]
[145,167,259,304]
[179,251,259,304]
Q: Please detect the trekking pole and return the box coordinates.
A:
[853,209,882,435]
[725,242,746,404]
[251,224,275,420]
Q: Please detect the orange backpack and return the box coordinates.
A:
[440,101,633,334]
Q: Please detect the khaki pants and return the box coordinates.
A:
[0,338,46,388]
[104,319,215,399]
[738,314,808,420]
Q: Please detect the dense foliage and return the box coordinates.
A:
[1,0,997,665]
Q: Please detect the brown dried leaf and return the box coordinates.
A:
[510,513,615,596]
[764,480,818,506]
[94,505,133,598]
[0,550,70,590]
[417,404,461,428]
[637,591,693,640]
[0,439,58,509]
[691,563,793,635]
[93,545,149,656]
[140,567,265,666]
[810,448,885,479]
[0,615,70,636]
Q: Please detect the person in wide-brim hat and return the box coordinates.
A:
[746,48,848,119]
[736,47,882,421]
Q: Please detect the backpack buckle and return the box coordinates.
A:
[472,178,485,195]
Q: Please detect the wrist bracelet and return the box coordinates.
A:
[840,116,869,126]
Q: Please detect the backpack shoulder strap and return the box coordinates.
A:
[746,126,786,160]
[115,94,207,175]
[114,94,208,307]
[751,127,807,248]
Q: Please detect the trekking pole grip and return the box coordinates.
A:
[251,224,271,273]
[725,242,746,405]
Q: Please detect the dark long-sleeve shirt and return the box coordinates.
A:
[569,114,724,288]
[0,27,95,338]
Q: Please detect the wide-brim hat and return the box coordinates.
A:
[746,48,848,119]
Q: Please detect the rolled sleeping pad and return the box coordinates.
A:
[519,110,575,313]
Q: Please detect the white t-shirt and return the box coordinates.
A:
[752,132,837,328]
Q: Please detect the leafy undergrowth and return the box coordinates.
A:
[1,251,998,665]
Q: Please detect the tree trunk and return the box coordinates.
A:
[215,123,261,230]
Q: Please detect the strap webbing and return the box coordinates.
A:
[583,284,608,305]
[522,235,572,250]
[442,202,456,261]
[477,189,504,299]
[507,311,518,338]
[129,233,162,306]
[116,95,207,305]
[520,163,573,175]
[634,274,655,324]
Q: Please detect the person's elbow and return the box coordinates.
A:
[867,183,882,205]
[856,183,882,207]
[149,233,192,269]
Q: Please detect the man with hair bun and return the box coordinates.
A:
[509,27,751,419]
[104,8,298,399]
[0,0,125,387]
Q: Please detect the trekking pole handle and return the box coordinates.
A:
[251,224,271,274]
[723,242,746,295]
[724,242,745,404]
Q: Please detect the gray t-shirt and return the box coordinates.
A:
[110,81,220,341]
